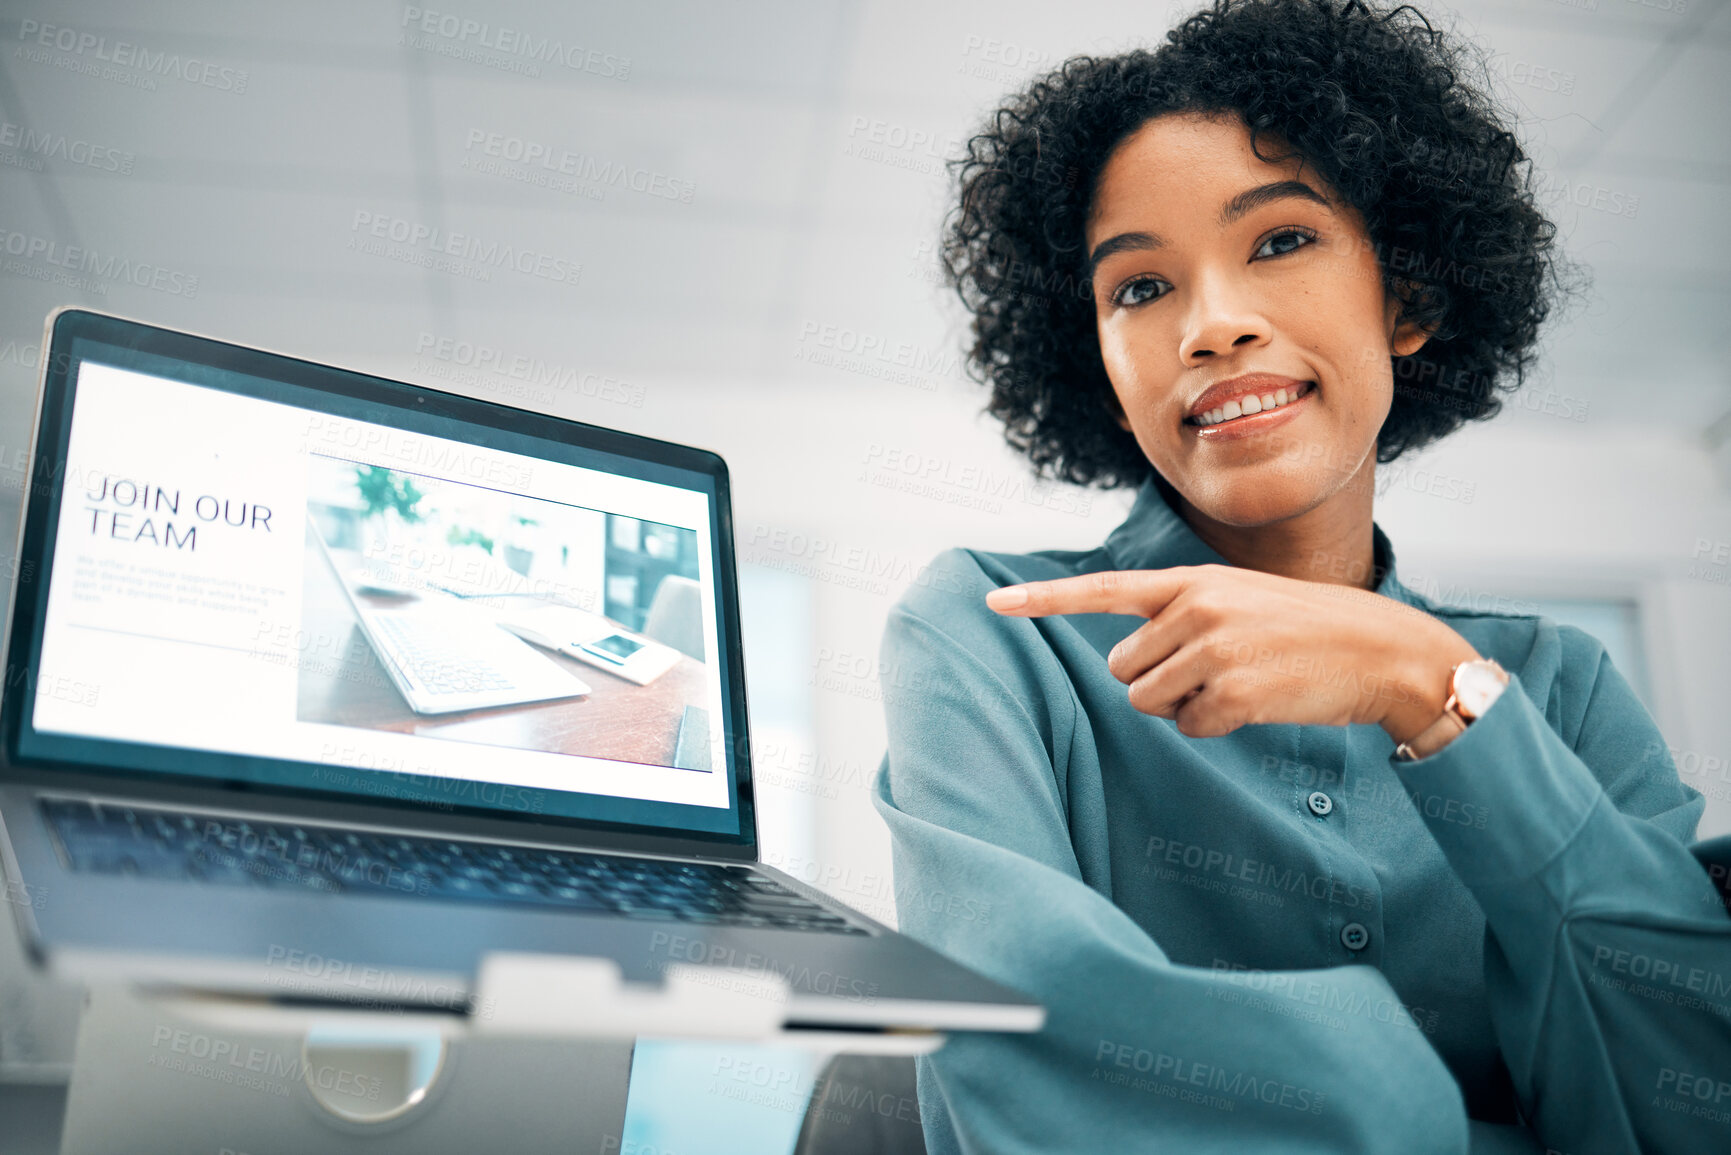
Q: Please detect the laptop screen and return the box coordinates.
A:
[5,312,753,844]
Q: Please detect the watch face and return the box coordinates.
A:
[1454,661,1507,719]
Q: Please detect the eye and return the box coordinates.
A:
[1254,228,1317,259]
[1111,275,1169,308]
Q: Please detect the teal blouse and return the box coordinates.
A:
[871,476,1731,1154]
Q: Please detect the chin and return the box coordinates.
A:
[1182,468,1332,528]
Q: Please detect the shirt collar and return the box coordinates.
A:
[1102,474,1426,609]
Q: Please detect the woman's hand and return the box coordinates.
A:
[986,564,1482,742]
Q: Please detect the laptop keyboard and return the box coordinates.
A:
[40,799,867,935]
[371,613,516,696]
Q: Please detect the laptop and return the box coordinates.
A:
[308,518,594,716]
[0,309,1042,1038]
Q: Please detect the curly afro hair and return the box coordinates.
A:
[941,0,1565,488]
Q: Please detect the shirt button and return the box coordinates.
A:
[1340,922,1370,952]
[1306,791,1334,817]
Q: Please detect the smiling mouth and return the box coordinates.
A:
[1185,381,1316,427]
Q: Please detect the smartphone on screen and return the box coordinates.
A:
[580,634,648,666]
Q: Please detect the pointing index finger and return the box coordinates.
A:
[984,568,1191,619]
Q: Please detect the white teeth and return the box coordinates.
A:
[1191,382,1310,427]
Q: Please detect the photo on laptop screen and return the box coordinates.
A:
[298,455,715,768]
[21,348,736,827]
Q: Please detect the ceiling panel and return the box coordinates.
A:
[0,0,1725,436]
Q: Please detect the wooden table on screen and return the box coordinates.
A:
[294,543,708,768]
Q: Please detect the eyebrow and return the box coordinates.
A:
[1086,231,1163,276]
[1086,180,1332,276]
[1219,179,1330,226]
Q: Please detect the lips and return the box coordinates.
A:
[1185,373,1314,427]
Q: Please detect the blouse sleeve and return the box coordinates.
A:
[870,552,1476,1154]
[1388,621,1730,1153]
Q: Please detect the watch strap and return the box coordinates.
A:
[1394,704,1468,762]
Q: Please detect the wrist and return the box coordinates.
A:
[1379,629,1483,747]
[1396,708,1468,761]
[1391,654,1511,761]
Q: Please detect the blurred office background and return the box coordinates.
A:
[0,1,1727,1151]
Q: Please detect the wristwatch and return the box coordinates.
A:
[1394,658,1509,762]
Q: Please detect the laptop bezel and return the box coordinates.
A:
[0,308,762,864]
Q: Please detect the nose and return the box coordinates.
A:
[1177,270,1271,365]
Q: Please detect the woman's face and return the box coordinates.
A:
[1085,111,1428,527]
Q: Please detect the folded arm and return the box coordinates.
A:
[1389,625,1728,1152]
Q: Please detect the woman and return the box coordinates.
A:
[870,2,1731,1152]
